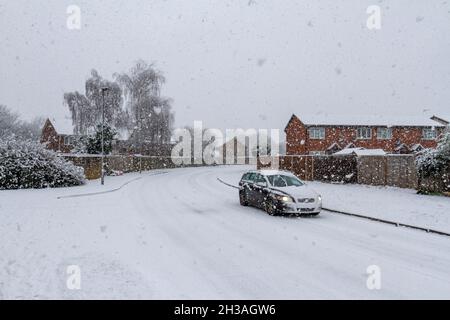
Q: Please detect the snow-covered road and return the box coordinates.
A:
[1,166,450,299]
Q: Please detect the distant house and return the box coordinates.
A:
[222,137,250,164]
[285,114,449,155]
[40,118,77,153]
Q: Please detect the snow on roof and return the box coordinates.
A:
[394,143,409,152]
[49,117,74,135]
[353,149,387,156]
[296,113,449,127]
[326,142,341,150]
[334,147,386,156]
[116,128,130,141]
[410,144,424,151]
[334,147,365,155]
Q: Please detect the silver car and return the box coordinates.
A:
[239,170,322,216]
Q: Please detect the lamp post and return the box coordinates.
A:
[101,87,109,185]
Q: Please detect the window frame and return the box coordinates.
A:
[308,127,326,140]
[376,127,392,140]
[63,136,73,146]
[422,128,437,140]
[356,127,372,140]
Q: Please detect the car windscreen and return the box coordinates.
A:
[267,175,304,187]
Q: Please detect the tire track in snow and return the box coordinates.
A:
[57,171,167,199]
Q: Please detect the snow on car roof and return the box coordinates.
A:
[257,169,297,177]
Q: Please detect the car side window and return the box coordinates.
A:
[273,176,287,187]
[247,173,256,182]
[254,174,267,186]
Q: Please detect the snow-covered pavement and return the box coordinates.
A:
[309,181,450,233]
[1,166,450,299]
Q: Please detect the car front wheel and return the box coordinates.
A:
[265,198,278,216]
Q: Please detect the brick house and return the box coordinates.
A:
[40,118,77,153]
[285,114,449,155]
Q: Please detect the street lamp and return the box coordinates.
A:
[101,87,109,185]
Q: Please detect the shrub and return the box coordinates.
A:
[416,131,450,194]
[0,138,86,190]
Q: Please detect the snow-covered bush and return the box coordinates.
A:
[416,131,450,193]
[417,132,450,176]
[0,138,86,190]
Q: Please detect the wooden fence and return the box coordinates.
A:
[62,155,226,180]
[258,154,418,189]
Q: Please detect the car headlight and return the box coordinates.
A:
[274,194,294,202]
[317,195,322,202]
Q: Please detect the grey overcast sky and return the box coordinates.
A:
[0,0,449,132]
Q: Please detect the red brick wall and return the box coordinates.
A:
[285,116,309,154]
[285,115,441,155]
[40,119,72,153]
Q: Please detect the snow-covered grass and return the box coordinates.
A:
[308,181,450,233]
[1,166,450,299]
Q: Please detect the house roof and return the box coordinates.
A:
[47,117,74,135]
[326,142,341,150]
[286,113,449,129]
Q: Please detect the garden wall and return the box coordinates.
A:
[63,155,225,180]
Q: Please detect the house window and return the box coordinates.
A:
[308,127,325,139]
[422,128,437,140]
[377,127,392,140]
[63,136,73,146]
[310,151,325,156]
[356,127,372,139]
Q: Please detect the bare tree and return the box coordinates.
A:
[115,60,173,146]
[0,105,45,141]
[63,61,175,148]
[0,105,20,138]
[64,70,125,135]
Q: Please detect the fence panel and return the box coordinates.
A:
[357,156,386,186]
[314,155,358,183]
[260,154,418,189]
[386,155,418,189]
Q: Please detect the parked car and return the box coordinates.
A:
[238,170,322,216]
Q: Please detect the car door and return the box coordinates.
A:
[242,172,257,206]
[253,174,268,208]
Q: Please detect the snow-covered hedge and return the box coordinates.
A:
[417,132,450,176]
[416,131,450,193]
[0,138,86,190]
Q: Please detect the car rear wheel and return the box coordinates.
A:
[239,190,249,206]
